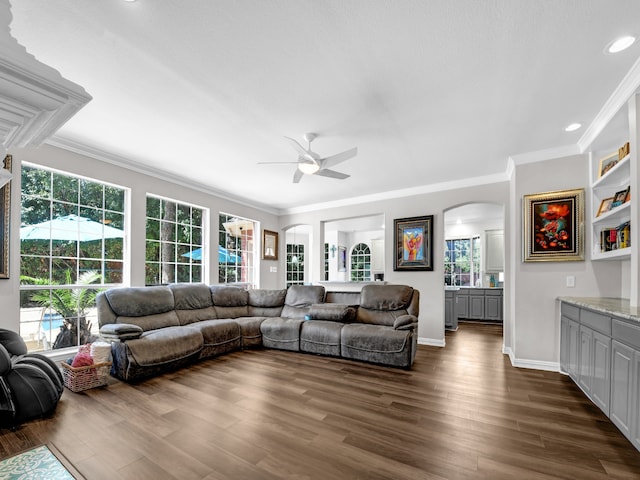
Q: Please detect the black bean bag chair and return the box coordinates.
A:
[0,329,63,428]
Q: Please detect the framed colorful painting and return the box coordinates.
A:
[523,188,584,262]
[394,215,434,271]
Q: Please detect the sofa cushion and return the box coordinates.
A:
[281,285,325,319]
[105,286,175,317]
[309,304,355,323]
[210,286,249,318]
[234,317,267,348]
[300,320,342,356]
[170,283,217,325]
[188,319,241,347]
[260,317,304,351]
[357,284,414,326]
[116,311,181,332]
[340,323,413,367]
[125,326,203,367]
[248,289,286,317]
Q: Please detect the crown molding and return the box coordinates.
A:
[578,55,640,153]
[282,171,510,215]
[46,135,282,216]
[509,144,581,166]
[0,0,91,158]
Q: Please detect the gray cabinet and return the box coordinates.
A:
[454,288,502,323]
[560,300,640,451]
[468,291,485,319]
[484,290,503,321]
[445,290,455,330]
[611,339,634,437]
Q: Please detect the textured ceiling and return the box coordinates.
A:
[8,1,640,213]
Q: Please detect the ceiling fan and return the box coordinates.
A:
[259,133,357,183]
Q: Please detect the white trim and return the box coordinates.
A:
[418,337,445,347]
[504,347,560,372]
[578,55,640,152]
[284,172,510,214]
[509,144,581,166]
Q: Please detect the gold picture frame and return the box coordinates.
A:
[523,188,584,262]
[262,229,278,260]
[0,155,11,279]
[598,152,619,178]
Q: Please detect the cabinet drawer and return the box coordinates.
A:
[581,309,611,336]
[561,303,580,322]
[612,319,640,350]
[485,289,503,296]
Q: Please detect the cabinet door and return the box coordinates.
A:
[455,292,468,319]
[444,293,453,329]
[484,230,504,272]
[567,319,580,382]
[632,350,640,450]
[611,340,634,438]
[579,326,593,395]
[371,238,384,272]
[591,331,611,415]
[468,292,485,319]
[560,315,569,374]
[484,294,502,322]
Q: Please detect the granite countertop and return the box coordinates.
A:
[558,296,640,323]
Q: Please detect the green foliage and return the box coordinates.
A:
[21,270,102,319]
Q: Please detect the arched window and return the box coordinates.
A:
[350,243,371,281]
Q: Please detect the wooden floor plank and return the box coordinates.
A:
[0,323,639,479]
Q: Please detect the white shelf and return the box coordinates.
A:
[593,201,631,226]
[592,154,630,190]
[592,247,631,261]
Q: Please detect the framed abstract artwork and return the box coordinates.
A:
[523,188,584,262]
[394,215,434,271]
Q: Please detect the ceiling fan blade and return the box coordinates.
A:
[284,136,319,161]
[320,147,357,169]
[293,168,304,183]
[315,169,350,180]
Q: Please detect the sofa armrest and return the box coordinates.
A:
[309,304,356,323]
[393,314,418,330]
[99,323,143,342]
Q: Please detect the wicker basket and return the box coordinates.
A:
[60,361,112,392]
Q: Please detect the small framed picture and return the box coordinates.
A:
[596,197,614,217]
[262,229,278,260]
[625,187,631,203]
[612,188,629,208]
[598,152,619,178]
[393,215,434,271]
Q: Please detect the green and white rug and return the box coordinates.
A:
[0,445,75,479]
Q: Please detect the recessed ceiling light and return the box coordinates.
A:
[606,35,636,54]
[564,123,582,132]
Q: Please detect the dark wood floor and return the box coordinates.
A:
[2,323,640,479]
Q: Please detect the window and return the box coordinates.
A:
[350,243,371,281]
[145,195,205,285]
[218,213,256,288]
[19,164,126,352]
[324,243,329,281]
[286,244,305,287]
[444,236,481,286]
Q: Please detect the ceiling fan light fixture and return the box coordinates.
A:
[606,35,636,54]
[298,162,319,175]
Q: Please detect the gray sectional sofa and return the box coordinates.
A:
[96,283,419,382]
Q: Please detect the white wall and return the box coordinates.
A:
[0,145,280,332]
[510,154,623,369]
[280,181,510,346]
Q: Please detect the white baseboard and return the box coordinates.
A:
[418,337,445,347]
[502,345,559,372]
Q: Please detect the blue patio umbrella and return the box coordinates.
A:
[20,214,124,241]
[182,246,240,264]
